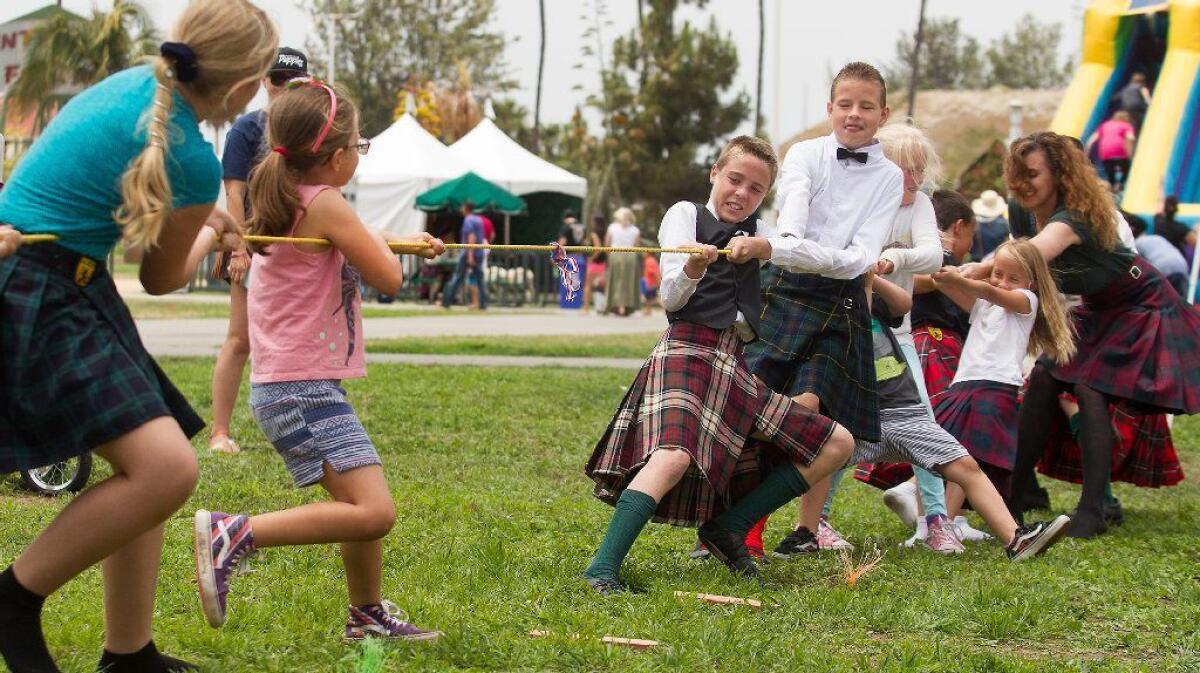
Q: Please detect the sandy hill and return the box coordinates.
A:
[779,88,1065,186]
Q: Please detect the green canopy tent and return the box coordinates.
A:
[415,172,526,243]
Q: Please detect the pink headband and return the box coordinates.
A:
[286,77,338,153]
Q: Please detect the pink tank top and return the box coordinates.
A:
[248,184,366,383]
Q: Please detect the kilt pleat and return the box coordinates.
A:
[1037,398,1184,488]
[0,247,204,472]
[585,321,835,527]
[1047,257,1200,415]
[932,380,1018,473]
[913,325,964,398]
[746,267,879,442]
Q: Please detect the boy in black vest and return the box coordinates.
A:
[582,136,854,594]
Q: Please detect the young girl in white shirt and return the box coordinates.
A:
[931,238,1075,504]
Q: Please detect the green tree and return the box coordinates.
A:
[887,16,986,92]
[4,1,157,134]
[986,14,1073,89]
[594,0,750,233]
[302,0,515,136]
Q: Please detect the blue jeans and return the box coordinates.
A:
[822,339,949,519]
[441,255,487,309]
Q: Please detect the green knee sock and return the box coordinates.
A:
[584,489,658,582]
[715,464,810,538]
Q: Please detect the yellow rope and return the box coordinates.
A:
[22,233,731,255]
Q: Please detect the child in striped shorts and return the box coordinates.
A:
[858,274,1069,561]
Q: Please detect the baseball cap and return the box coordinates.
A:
[269,47,308,74]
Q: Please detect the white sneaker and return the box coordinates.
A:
[902,517,929,548]
[883,481,919,529]
[953,516,993,542]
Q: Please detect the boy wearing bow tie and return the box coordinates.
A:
[741,62,904,558]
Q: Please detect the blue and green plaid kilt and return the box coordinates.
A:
[586,321,836,527]
[744,267,879,442]
[1045,256,1200,415]
[0,244,204,472]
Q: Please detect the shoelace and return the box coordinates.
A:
[372,600,412,628]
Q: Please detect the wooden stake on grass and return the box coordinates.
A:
[672,591,763,610]
[528,630,659,650]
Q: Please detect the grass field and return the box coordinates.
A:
[368,333,662,359]
[1,359,1197,672]
[121,299,543,321]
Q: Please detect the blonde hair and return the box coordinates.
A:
[613,207,635,226]
[715,135,779,185]
[877,122,943,189]
[247,81,359,255]
[116,0,278,250]
[1113,110,1132,123]
[996,238,1076,364]
[1005,132,1119,250]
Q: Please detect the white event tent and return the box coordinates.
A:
[350,112,468,236]
[448,116,586,200]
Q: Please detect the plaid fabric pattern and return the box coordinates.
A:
[586,321,836,527]
[1047,257,1200,415]
[912,325,964,398]
[852,460,912,490]
[745,267,879,442]
[1037,398,1184,488]
[933,380,1018,473]
[0,247,204,472]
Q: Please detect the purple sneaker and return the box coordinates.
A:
[344,601,442,642]
[193,509,256,628]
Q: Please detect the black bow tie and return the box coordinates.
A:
[837,147,868,164]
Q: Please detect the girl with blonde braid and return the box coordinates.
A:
[0,2,276,671]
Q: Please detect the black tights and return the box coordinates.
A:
[1011,364,1114,537]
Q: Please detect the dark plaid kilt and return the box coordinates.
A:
[585,321,836,527]
[853,325,966,489]
[933,380,1018,474]
[912,325,964,398]
[0,245,204,472]
[745,267,879,442]
[1037,396,1184,488]
[1046,256,1200,415]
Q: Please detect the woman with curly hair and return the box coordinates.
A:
[965,132,1200,538]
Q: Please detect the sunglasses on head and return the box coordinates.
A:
[269,71,304,86]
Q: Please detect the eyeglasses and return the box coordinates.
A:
[354,138,371,156]
[268,71,304,86]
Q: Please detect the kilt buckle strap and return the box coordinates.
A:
[1129,264,1142,280]
[843,297,854,310]
[74,258,97,287]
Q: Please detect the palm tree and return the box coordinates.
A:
[533,0,546,152]
[4,0,156,135]
[755,0,764,135]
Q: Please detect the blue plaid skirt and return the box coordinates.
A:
[0,244,204,472]
[744,267,878,442]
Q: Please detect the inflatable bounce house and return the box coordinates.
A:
[1051,0,1200,224]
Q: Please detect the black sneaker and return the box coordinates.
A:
[1005,515,1071,562]
[696,521,760,579]
[584,576,629,596]
[1069,498,1124,527]
[770,527,819,559]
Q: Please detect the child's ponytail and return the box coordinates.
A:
[246,149,300,254]
[115,61,176,250]
[1001,238,1077,364]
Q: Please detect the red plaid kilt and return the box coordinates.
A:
[585,321,836,527]
[852,460,912,490]
[1037,398,1184,488]
[933,381,1018,473]
[1047,257,1200,415]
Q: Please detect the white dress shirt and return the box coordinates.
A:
[879,190,944,347]
[771,133,905,279]
[658,200,788,337]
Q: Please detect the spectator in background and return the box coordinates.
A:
[1114,72,1152,130]
[970,189,1010,261]
[641,251,660,315]
[442,201,488,310]
[604,207,642,316]
[1153,195,1195,262]
[1127,211,1189,297]
[583,214,607,314]
[1085,111,1136,192]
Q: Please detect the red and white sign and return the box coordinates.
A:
[0,17,35,94]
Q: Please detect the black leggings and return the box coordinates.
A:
[1102,158,1131,189]
[1010,364,1114,522]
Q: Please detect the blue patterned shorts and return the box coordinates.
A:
[249,380,381,487]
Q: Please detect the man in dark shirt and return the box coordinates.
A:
[1114,72,1151,130]
[1153,196,1195,260]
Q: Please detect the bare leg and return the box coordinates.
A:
[248,464,395,548]
[790,392,824,528]
[625,449,693,502]
[13,417,199,596]
[101,524,165,653]
[210,282,250,449]
[944,480,966,518]
[941,458,1018,545]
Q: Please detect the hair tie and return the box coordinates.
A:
[159,42,198,83]
[272,146,289,158]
